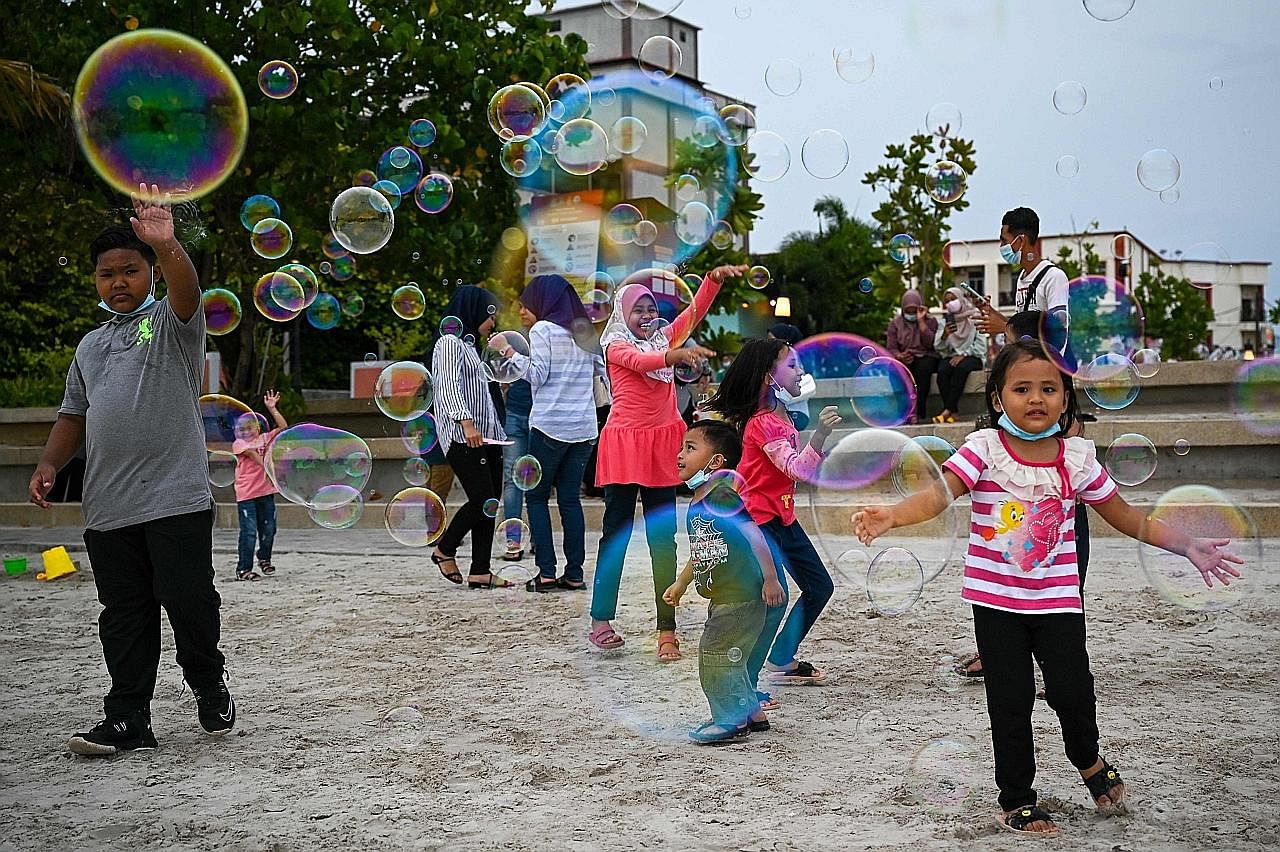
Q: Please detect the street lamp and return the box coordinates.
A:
[774,296,791,318]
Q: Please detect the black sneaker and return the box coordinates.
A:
[191,676,236,735]
[67,716,157,756]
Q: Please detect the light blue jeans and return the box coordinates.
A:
[501,411,530,547]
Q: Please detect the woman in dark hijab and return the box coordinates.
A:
[429,284,511,588]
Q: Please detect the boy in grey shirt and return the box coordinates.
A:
[29,184,234,755]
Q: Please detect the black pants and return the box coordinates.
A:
[905,354,941,422]
[936,355,982,413]
[589,484,677,630]
[438,442,503,576]
[83,508,224,720]
[973,605,1100,812]
[1076,503,1090,595]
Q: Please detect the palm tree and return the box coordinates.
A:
[0,59,70,130]
[813,195,848,235]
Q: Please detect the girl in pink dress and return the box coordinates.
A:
[588,265,746,659]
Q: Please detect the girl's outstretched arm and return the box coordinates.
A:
[1091,493,1244,587]
[669,265,747,346]
[852,470,968,545]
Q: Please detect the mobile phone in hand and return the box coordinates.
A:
[958,282,987,304]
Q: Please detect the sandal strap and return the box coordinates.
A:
[790,660,819,677]
[1006,805,1054,831]
[1083,759,1123,800]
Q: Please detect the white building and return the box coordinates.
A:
[949,230,1271,352]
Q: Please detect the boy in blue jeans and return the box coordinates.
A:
[29,184,234,755]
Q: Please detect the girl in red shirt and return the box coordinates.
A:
[705,337,842,700]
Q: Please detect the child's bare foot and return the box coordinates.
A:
[657,630,681,662]
[1081,758,1127,812]
[998,805,1059,836]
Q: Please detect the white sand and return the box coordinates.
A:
[0,526,1277,851]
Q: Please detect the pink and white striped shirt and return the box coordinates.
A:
[943,429,1117,615]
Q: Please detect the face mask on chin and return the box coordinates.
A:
[98,271,157,317]
[686,456,722,490]
[999,242,1023,266]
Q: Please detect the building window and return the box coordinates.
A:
[678,30,687,42]
[548,19,561,32]
[999,268,1017,308]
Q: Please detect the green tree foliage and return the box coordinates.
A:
[1052,220,1106,278]
[767,196,897,340]
[861,132,977,303]
[1135,264,1214,361]
[0,0,587,403]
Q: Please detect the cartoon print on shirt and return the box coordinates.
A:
[980,498,1026,541]
[134,315,154,347]
[998,498,1066,572]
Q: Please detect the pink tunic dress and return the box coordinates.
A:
[595,277,722,488]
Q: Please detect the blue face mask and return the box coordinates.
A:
[686,457,722,491]
[999,243,1022,266]
[997,412,1061,441]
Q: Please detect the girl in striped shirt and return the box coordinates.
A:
[853,339,1244,838]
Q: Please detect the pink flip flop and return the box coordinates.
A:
[588,625,625,650]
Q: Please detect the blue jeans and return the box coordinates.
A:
[501,411,530,545]
[590,484,678,630]
[236,496,276,573]
[759,518,833,669]
[525,429,594,582]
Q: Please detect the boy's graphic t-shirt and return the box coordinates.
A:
[739,409,823,526]
[687,481,764,604]
[59,298,211,531]
[231,428,283,502]
[943,429,1117,615]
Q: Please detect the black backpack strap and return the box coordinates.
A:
[1020,263,1058,313]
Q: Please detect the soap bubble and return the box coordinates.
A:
[1132,348,1161,377]
[609,115,648,156]
[250,217,292,260]
[718,104,756,146]
[700,470,748,519]
[1137,148,1181,192]
[376,144,423,196]
[239,194,279,231]
[674,173,700,201]
[1208,76,1224,90]
[207,451,236,487]
[408,117,437,147]
[257,60,297,99]
[764,59,802,97]
[858,277,874,294]
[888,234,916,263]
[691,114,720,148]
[482,498,501,519]
[512,455,543,491]
[308,487,364,530]
[891,436,957,498]
[402,457,429,487]
[606,203,643,244]
[414,172,454,214]
[497,518,532,550]
[744,130,790,182]
[353,169,376,187]
[909,738,978,811]
[376,705,426,750]
[1139,484,1261,611]
[833,47,875,84]
[800,129,849,179]
[252,271,303,321]
[1182,241,1233,290]
[487,84,548,138]
[391,284,426,321]
[1083,0,1136,22]
[852,357,916,427]
[202,289,241,336]
[867,547,925,616]
[942,241,970,268]
[373,361,433,421]
[710,220,736,250]
[266,424,372,508]
[499,135,542,177]
[1038,276,1144,377]
[924,102,962,137]
[634,220,658,247]
[73,30,248,202]
[1105,433,1158,486]
[439,316,463,337]
[305,292,341,330]
[1056,154,1080,178]
[858,344,877,363]
[924,160,967,203]
[1080,353,1141,410]
[1160,187,1181,204]
[747,265,771,290]
[401,412,438,455]
[554,118,609,176]
[383,488,447,547]
[1232,357,1280,435]
[342,294,365,317]
[1052,80,1087,115]
[501,227,526,251]
[1174,439,1191,456]
[638,35,681,80]
[676,201,714,246]
[545,73,591,123]
[373,179,402,210]
[330,186,394,255]
[199,394,252,447]
[387,146,412,169]
[277,263,319,309]
[482,331,531,383]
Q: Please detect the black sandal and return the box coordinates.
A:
[467,573,514,589]
[689,721,750,745]
[768,660,825,685]
[556,577,587,591]
[1082,759,1127,813]
[525,576,560,593]
[431,552,463,585]
[953,652,984,678]
[998,805,1059,836]
[235,570,260,582]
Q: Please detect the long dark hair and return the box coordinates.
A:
[704,337,789,431]
[985,338,1079,433]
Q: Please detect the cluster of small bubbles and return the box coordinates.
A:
[384,488,447,547]
[408,117,436,147]
[499,135,543,177]
[1173,438,1191,456]
[400,412,438,456]
[764,59,802,97]
[372,179,402,210]
[402,457,429,487]
[202,289,242,336]
[414,172,454,214]
[482,498,500,519]
[888,234,916,264]
[266,425,372,508]
[512,455,543,491]
[833,47,875,84]
[239,194,279,231]
[1131,348,1161,377]
[1056,154,1081,178]
[858,277,874,294]
[1137,148,1181,192]
[305,292,341,330]
[924,102,962,137]
[439,316,463,337]
[1052,80,1087,115]
[330,186,395,255]
[391,284,426,321]
[257,60,298,99]
[745,130,790,182]
[924,160,967,203]
[638,35,681,80]
[866,547,925,616]
[1105,433,1158,486]
[342,294,364,317]
[253,271,302,321]
[373,361,433,421]
[207,450,237,488]
[747,265,771,290]
[800,128,849,179]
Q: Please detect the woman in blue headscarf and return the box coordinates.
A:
[489,275,605,591]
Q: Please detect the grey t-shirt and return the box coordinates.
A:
[59,297,212,531]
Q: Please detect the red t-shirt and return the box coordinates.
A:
[740,409,820,525]
[231,428,282,502]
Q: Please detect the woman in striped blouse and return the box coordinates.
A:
[490,275,606,592]
[430,285,511,589]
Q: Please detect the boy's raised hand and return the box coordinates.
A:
[853,506,893,546]
[1186,537,1244,587]
[129,182,175,247]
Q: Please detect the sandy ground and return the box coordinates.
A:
[1,521,1277,852]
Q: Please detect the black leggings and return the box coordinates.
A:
[437,443,503,576]
[936,355,982,412]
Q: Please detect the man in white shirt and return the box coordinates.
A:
[975,207,1069,340]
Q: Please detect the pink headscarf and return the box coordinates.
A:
[599,282,673,383]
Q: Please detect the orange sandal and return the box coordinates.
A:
[657,634,682,663]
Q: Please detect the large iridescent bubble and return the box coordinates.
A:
[73,30,247,201]
[266,424,372,509]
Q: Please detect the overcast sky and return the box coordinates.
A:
[545,0,1280,307]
